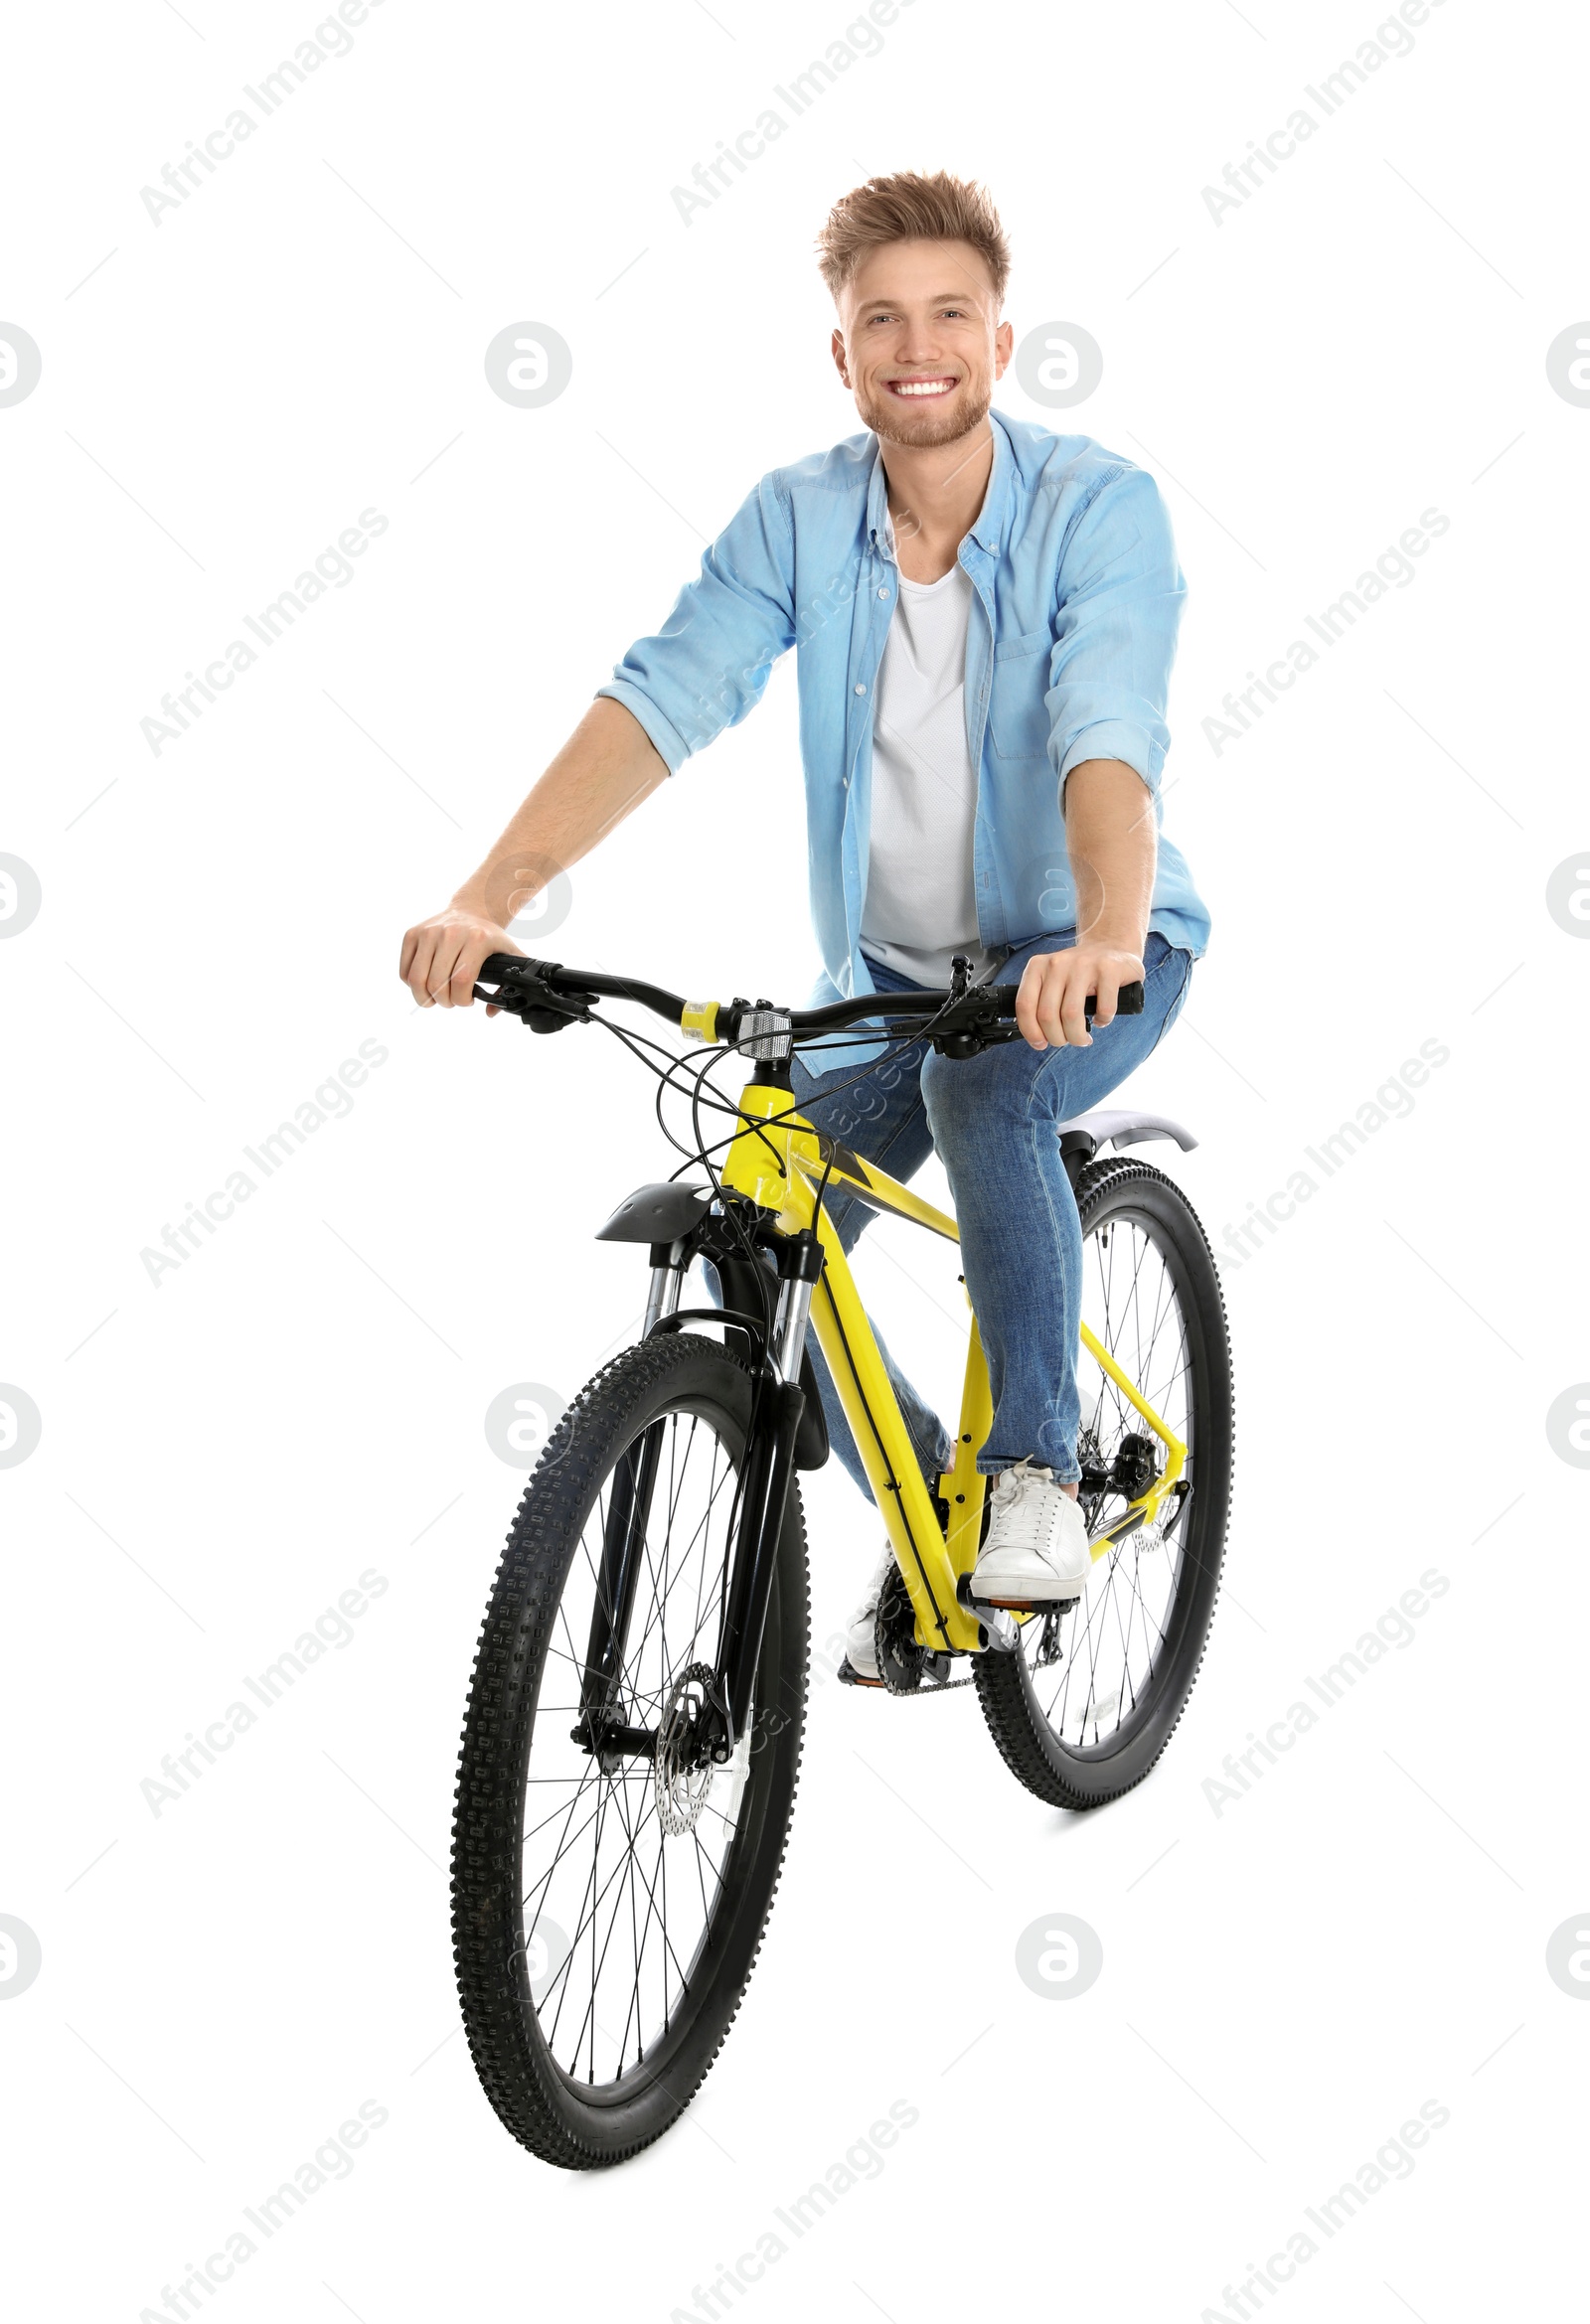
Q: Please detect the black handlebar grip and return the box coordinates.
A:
[1083,979,1144,1019]
[477,953,531,985]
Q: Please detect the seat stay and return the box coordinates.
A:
[1079,1320,1189,1530]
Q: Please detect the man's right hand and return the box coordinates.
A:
[399,906,523,1010]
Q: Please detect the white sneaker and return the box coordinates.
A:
[842,1545,896,1683]
[971,1460,1092,1608]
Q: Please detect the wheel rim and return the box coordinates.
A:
[1021,1204,1198,1753]
[517,1404,761,2095]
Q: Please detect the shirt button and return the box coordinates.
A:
[854,683,867,695]
[876,587,889,599]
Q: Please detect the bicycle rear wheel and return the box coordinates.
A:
[975,1155,1232,1810]
[451,1332,808,2167]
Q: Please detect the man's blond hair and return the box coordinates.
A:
[816,171,1011,308]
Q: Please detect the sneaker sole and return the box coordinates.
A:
[974,1578,1087,1610]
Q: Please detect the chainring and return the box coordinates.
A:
[874,1563,928,1695]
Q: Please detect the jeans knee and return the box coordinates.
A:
[923,1045,1050,1158]
[922,1048,991,1145]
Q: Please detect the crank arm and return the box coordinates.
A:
[953,1575,1023,1651]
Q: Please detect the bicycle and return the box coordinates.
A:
[449,950,1233,2168]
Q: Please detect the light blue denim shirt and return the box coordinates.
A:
[599,409,1208,1036]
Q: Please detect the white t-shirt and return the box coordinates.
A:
[859,560,999,987]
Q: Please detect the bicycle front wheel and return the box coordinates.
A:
[451,1332,808,2168]
[975,1155,1233,1810]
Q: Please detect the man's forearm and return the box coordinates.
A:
[453,697,668,919]
[1063,757,1158,949]
[400,696,669,1007]
[1013,758,1158,1049]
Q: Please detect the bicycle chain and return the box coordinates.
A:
[887,1667,975,1697]
[840,1648,975,1696]
[870,1564,980,1697]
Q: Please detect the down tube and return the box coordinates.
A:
[806,1206,983,1656]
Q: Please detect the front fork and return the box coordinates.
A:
[578,1229,819,1758]
[574,1243,683,1754]
[715,1232,820,1744]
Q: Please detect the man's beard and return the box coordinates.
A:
[853,372,994,449]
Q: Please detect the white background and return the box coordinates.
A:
[3,0,1587,2316]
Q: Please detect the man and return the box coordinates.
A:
[399,171,1208,1681]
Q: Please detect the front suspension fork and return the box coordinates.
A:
[576,1421,666,1747]
[575,1243,684,1745]
[578,1230,819,1757]
[715,1232,820,1747]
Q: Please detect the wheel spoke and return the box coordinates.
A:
[507,1375,771,2092]
[1031,1203,1202,1750]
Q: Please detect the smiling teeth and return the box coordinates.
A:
[892,380,953,395]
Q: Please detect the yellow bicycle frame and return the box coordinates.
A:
[717,1074,1188,1659]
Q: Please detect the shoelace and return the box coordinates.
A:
[988,1462,1067,1555]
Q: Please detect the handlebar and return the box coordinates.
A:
[474,953,1144,1053]
[477,956,693,1023]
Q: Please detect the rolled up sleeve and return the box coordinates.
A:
[1046,464,1186,794]
[596,474,798,772]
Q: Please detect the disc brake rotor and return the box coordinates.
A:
[653,1663,720,1837]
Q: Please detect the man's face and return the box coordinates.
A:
[832,238,1012,449]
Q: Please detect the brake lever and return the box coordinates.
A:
[929,1000,1020,1059]
[473,958,594,1033]
[928,976,1145,1057]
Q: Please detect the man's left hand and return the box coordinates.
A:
[1014,942,1145,1051]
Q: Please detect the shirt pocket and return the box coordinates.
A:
[989,628,1054,761]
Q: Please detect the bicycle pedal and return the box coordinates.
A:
[835,1656,883,1689]
[978,1589,1083,1613]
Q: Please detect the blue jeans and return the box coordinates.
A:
[787,930,1192,1499]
